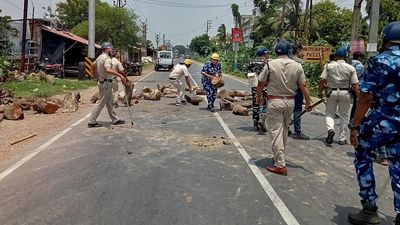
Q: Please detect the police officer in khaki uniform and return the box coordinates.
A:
[318,47,360,145]
[256,40,312,176]
[111,50,126,107]
[88,42,127,128]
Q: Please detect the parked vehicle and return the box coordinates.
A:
[35,58,64,78]
[154,51,174,71]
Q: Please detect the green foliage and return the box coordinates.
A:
[231,4,241,27]
[54,0,139,51]
[303,62,322,95]
[173,45,186,55]
[1,77,96,98]
[189,34,217,57]
[311,0,353,47]
[0,15,17,76]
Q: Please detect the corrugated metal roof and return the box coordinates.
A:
[42,26,101,49]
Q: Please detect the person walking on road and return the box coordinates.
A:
[256,40,312,176]
[201,53,222,112]
[111,50,127,108]
[290,45,310,140]
[350,51,365,120]
[169,59,193,106]
[347,21,400,225]
[318,47,360,145]
[88,42,127,128]
[248,47,269,132]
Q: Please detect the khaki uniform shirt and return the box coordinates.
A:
[94,53,113,80]
[292,56,305,66]
[258,56,306,96]
[320,60,358,88]
[169,64,190,80]
[111,57,124,73]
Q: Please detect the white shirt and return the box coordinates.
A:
[320,60,358,88]
[169,64,190,80]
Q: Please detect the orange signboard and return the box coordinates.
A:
[303,46,332,63]
[231,28,243,42]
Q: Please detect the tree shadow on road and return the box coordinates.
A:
[333,204,395,225]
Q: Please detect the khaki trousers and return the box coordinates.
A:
[325,90,351,141]
[112,77,119,103]
[89,82,119,123]
[266,98,294,168]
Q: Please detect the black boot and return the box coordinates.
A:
[348,200,380,225]
[253,122,259,132]
[395,213,400,225]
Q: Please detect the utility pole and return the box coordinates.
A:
[367,0,380,58]
[294,0,300,40]
[163,34,166,47]
[140,19,148,56]
[20,0,28,72]
[155,33,160,50]
[350,0,364,41]
[206,20,212,36]
[88,0,95,58]
[113,0,126,8]
[309,0,313,43]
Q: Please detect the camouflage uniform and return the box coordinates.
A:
[354,45,400,212]
[201,61,221,109]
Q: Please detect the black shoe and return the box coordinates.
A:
[288,130,293,137]
[326,129,335,144]
[209,107,216,112]
[293,132,310,140]
[348,200,379,225]
[395,213,400,225]
[338,140,348,145]
[113,119,125,125]
[88,122,102,128]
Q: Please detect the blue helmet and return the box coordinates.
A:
[256,47,269,57]
[335,47,347,57]
[274,40,292,55]
[101,42,113,49]
[383,21,400,43]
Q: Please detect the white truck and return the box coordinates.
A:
[154,51,174,71]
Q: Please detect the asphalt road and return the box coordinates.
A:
[0,62,395,225]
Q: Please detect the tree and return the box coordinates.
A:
[0,15,17,75]
[173,45,186,55]
[311,0,353,46]
[217,24,226,51]
[365,0,400,36]
[189,34,216,57]
[56,0,108,29]
[70,4,140,51]
[231,4,241,27]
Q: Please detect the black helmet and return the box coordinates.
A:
[383,21,400,43]
[101,42,113,50]
[256,47,268,57]
[274,40,291,55]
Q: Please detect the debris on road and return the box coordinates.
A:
[10,133,37,145]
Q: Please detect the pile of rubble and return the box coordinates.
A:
[0,88,81,123]
[218,89,252,116]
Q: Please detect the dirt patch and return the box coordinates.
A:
[190,135,230,151]
[0,71,152,163]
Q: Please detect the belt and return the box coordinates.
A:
[99,79,113,83]
[332,88,349,91]
[268,95,294,100]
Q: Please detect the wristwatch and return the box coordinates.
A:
[348,123,359,131]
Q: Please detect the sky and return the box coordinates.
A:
[1,0,363,46]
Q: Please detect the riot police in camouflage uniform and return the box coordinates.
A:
[348,21,400,225]
[247,47,269,133]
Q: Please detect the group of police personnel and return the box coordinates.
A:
[86,21,400,225]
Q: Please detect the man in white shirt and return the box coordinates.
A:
[169,59,193,106]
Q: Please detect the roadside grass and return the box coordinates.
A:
[1,77,97,99]
[143,62,153,70]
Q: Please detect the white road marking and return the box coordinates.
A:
[188,70,299,225]
[0,70,156,182]
[214,113,300,225]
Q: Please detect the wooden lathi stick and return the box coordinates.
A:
[10,133,37,145]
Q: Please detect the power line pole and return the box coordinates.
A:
[367,0,380,58]
[303,0,310,41]
[279,0,288,38]
[294,0,300,40]
[20,0,28,72]
[206,20,212,36]
[155,33,160,50]
[140,19,148,56]
[309,0,313,43]
[88,0,95,59]
[113,0,126,8]
[350,0,363,41]
[163,34,166,47]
